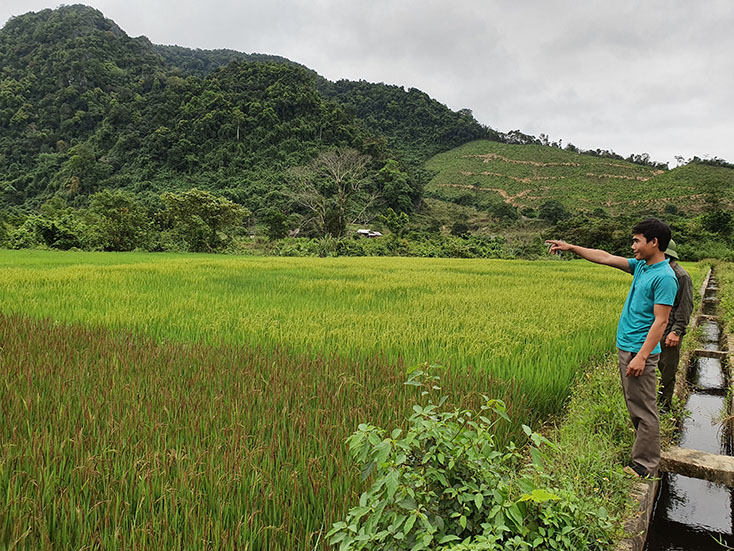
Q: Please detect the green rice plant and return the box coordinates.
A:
[0,251,706,417]
[0,252,630,415]
[0,250,708,549]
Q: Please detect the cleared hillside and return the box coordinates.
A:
[425,141,733,215]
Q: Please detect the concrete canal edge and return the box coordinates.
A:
[615,266,732,551]
[616,478,660,551]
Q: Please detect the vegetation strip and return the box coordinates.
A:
[718,262,734,330]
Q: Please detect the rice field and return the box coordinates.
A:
[0,250,641,414]
[0,250,706,550]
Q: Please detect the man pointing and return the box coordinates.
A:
[546,218,678,478]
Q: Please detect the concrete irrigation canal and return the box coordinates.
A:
[623,269,734,550]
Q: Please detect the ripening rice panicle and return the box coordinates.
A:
[0,250,707,550]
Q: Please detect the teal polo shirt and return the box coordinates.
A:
[616,258,678,354]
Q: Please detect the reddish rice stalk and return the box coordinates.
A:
[0,313,513,550]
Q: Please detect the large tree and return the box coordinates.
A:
[160,188,250,251]
[87,189,153,251]
[288,148,377,237]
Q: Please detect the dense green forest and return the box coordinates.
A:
[1,4,731,259]
[0,5,486,207]
[154,44,309,78]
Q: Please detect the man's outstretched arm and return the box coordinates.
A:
[545,240,631,273]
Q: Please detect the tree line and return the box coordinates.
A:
[2,5,731,260]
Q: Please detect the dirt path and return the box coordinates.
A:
[464,153,665,175]
[435,183,548,206]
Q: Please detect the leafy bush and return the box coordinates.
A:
[86,189,154,251]
[678,240,734,262]
[327,369,615,551]
[273,237,321,257]
[546,215,631,256]
[9,213,91,250]
[538,200,570,224]
[702,209,733,235]
[261,207,290,240]
[160,188,250,252]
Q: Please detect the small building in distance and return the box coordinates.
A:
[356,229,383,238]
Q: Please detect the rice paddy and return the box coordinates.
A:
[0,250,707,549]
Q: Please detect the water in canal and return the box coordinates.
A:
[646,275,733,550]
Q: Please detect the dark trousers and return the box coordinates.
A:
[618,349,661,475]
[658,342,680,409]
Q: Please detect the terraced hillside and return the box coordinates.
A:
[425,141,733,215]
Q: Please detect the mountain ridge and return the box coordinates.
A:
[0,4,490,213]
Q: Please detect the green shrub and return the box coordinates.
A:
[9,213,91,250]
[679,240,734,262]
[86,189,154,251]
[328,369,615,551]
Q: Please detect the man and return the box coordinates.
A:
[546,218,678,478]
[658,240,693,411]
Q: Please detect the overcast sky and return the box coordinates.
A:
[2,1,732,167]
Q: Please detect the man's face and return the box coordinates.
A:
[631,233,658,261]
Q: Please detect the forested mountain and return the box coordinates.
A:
[0,4,490,216]
[319,80,489,164]
[1,5,731,259]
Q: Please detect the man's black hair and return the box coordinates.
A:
[631,218,671,251]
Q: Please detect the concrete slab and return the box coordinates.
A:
[695,314,719,324]
[660,447,734,487]
[692,349,728,359]
[616,479,659,551]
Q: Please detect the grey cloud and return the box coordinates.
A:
[0,0,731,164]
